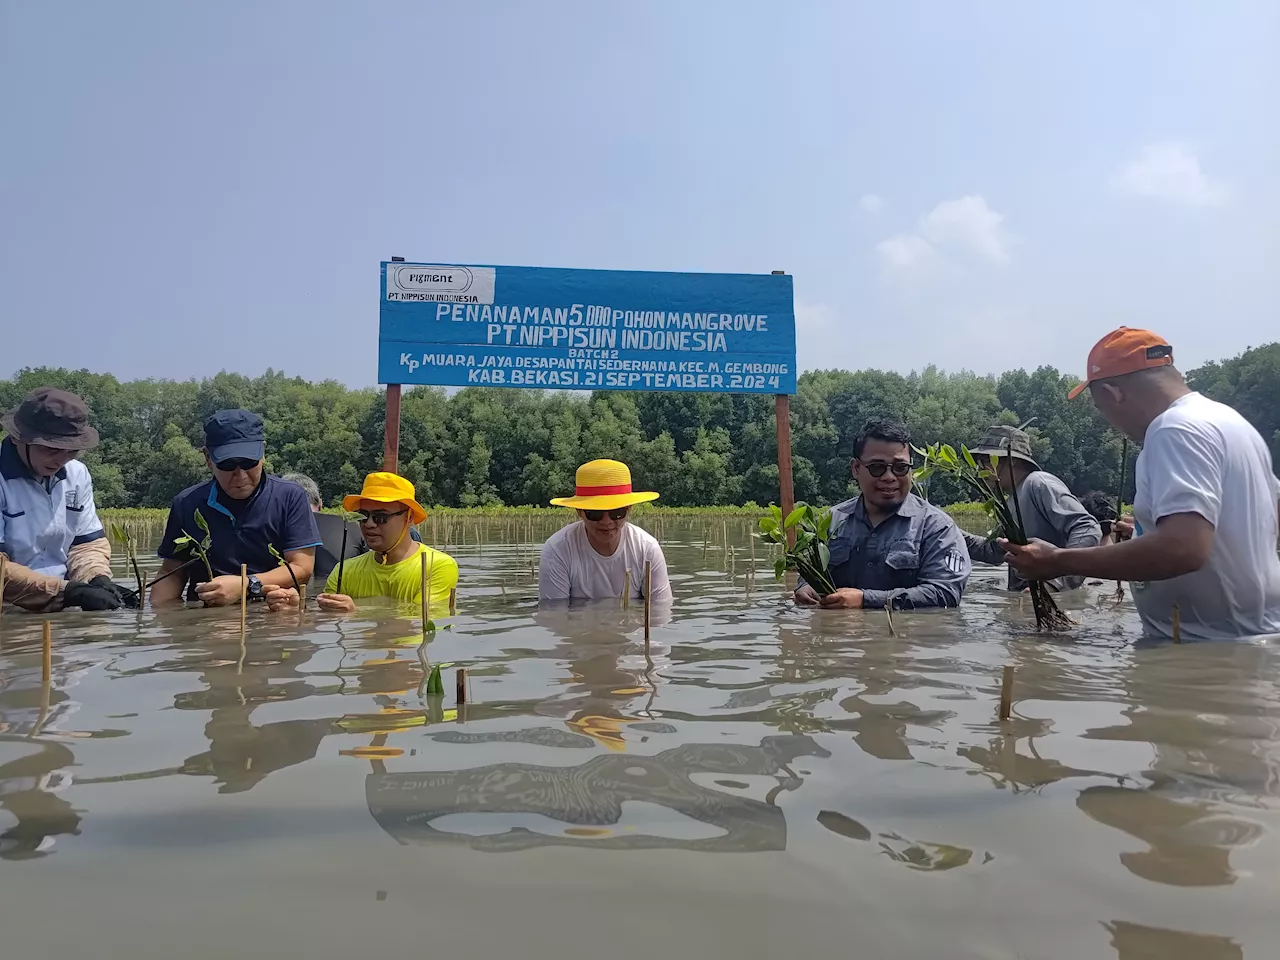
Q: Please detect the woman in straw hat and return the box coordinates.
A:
[541,459,671,602]
[267,472,456,613]
[1,387,135,611]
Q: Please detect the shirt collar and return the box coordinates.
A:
[852,491,921,524]
[0,437,69,484]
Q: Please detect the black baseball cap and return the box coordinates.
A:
[204,409,265,463]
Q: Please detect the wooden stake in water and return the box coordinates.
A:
[0,554,7,621]
[885,596,896,637]
[622,569,631,608]
[643,561,652,652]
[1171,603,1182,643]
[456,667,467,704]
[42,620,52,683]
[998,666,1014,720]
[336,523,349,595]
[449,587,457,616]
[239,564,247,639]
[420,550,428,630]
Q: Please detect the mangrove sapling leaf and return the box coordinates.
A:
[758,500,838,596]
[173,508,214,581]
[426,664,444,696]
[916,442,1072,631]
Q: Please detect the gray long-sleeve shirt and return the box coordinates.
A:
[811,493,971,609]
[964,470,1103,591]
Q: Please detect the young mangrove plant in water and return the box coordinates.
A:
[267,543,304,609]
[110,521,146,599]
[914,442,1072,631]
[758,502,838,597]
[172,508,214,582]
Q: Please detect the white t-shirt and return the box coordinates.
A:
[539,521,673,602]
[1130,392,1280,640]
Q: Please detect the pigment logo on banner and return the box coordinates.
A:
[378,263,797,394]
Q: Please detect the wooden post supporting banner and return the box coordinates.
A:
[771,271,796,548]
[383,383,403,473]
[776,394,795,547]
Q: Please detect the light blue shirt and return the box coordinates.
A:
[0,437,105,579]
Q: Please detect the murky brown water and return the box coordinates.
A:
[2,518,1277,959]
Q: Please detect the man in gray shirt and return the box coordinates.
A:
[794,418,971,610]
[962,425,1102,591]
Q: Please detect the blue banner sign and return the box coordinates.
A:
[378,263,797,394]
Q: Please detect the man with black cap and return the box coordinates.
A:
[961,424,1101,592]
[1,387,135,611]
[150,409,321,606]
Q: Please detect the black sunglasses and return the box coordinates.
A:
[357,508,407,526]
[583,508,630,522]
[859,460,912,478]
[214,457,261,473]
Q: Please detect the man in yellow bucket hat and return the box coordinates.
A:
[267,472,457,613]
[541,459,671,602]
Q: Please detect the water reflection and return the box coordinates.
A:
[367,734,828,853]
[0,520,1276,958]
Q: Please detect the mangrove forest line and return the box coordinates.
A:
[2,342,1276,511]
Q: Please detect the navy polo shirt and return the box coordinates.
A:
[158,475,321,595]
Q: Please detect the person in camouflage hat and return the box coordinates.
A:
[962,424,1102,592]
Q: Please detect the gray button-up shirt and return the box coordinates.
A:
[963,471,1102,592]
[811,493,972,609]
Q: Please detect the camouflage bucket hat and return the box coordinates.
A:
[968,424,1039,469]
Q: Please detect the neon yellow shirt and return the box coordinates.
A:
[325,543,458,602]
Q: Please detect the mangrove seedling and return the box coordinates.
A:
[267,543,304,609]
[172,508,214,582]
[110,521,146,599]
[426,664,444,696]
[914,441,1072,631]
[758,502,838,597]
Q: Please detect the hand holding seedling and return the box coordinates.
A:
[819,588,864,609]
[196,575,247,606]
[265,586,299,612]
[794,584,820,605]
[316,593,357,613]
[1000,538,1063,581]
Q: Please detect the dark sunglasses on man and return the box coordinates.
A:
[583,507,630,522]
[859,460,913,478]
[358,508,407,526]
[214,457,261,473]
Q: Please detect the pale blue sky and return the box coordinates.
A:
[3,1,1276,385]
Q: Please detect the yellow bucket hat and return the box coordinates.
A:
[550,459,659,511]
[343,472,427,525]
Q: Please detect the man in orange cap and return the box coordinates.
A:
[267,472,457,613]
[541,459,672,602]
[1002,327,1280,640]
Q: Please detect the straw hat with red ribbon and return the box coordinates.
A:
[550,459,659,511]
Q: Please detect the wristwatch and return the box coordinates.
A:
[247,575,265,602]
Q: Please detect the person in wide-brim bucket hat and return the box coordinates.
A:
[541,459,672,604]
[549,459,660,511]
[2,387,100,450]
[343,472,428,525]
[968,424,1039,470]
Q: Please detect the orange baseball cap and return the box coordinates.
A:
[1067,327,1174,399]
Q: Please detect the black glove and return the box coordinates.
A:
[64,579,125,611]
[89,575,140,609]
